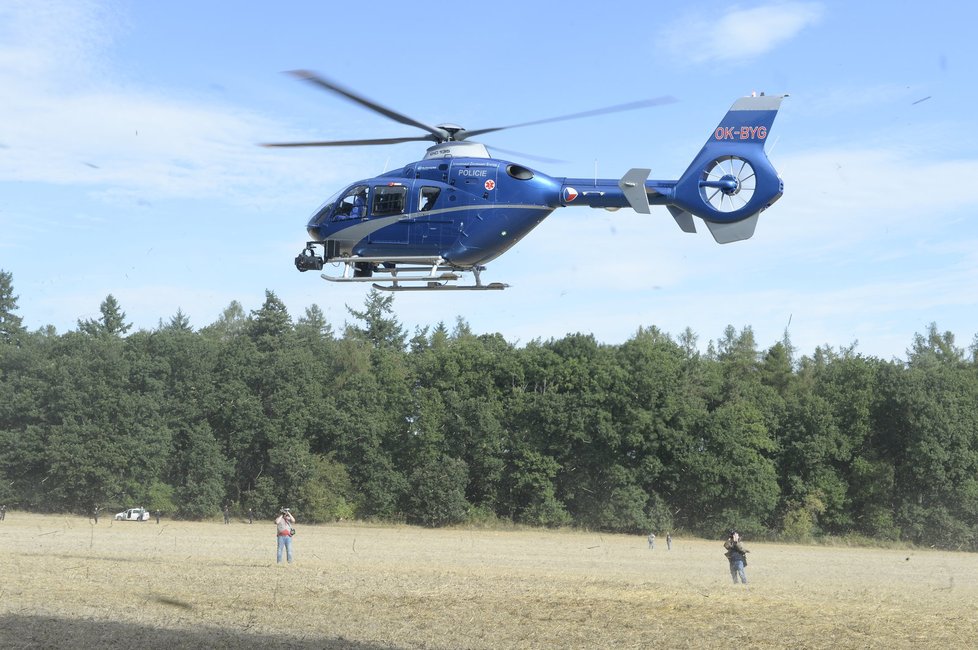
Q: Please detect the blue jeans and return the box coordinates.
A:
[729,559,747,584]
[277,534,293,563]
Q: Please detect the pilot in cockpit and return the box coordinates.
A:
[337,187,368,220]
[351,189,367,218]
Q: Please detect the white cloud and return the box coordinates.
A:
[660,2,824,64]
[0,1,118,84]
[790,84,921,118]
[0,1,363,207]
[770,146,978,249]
[0,81,358,206]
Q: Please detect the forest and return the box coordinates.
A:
[1,269,977,550]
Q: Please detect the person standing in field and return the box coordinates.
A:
[223,504,231,524]
[248,508,254,524]
[647,532,655,549]
[275,508,296,564]
[724,530,749,585]
[0,504,6,521]
[92,505,99,524]
[666,532,672,550]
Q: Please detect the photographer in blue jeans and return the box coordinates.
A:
[275,508,296,564]
[724,530,749,584]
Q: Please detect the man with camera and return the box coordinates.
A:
[724,530,749,585]
[275,507,296,564]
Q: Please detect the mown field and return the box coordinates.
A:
[0,512,975,649]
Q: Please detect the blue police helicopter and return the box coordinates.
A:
[267,71,786,291]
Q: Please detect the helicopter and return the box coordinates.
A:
[266,70,786,291]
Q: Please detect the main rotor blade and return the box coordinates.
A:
[485,145,566,164]
[287,70,447,141]
[262,135,435,148]
[463,96,678,139]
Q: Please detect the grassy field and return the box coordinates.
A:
[1,512,975,649]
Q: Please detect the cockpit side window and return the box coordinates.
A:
[419,186,440,212]
[371,185,408,217]
[335,185,369,221]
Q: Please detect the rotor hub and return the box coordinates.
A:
[718,174,741,195]
[436,123,466,141]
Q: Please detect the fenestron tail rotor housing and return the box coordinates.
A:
[699,155,756,213]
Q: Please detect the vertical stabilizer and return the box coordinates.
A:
[668,94,787,242]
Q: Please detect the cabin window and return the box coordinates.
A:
[419,186,440,212]
[371,185,408,217]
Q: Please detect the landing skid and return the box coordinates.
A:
[320,255,509,291]
[373,281,508,292]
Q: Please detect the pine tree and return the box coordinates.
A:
[77,295,132,336]
[0,270,25,342]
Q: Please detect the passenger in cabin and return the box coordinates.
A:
[420,187,440,212]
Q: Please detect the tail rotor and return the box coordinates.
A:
[669,94,787,243]
[700,155,756,213]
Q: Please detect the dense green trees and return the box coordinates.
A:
[1,269,977,550]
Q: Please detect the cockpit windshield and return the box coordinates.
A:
[308,188,345,227]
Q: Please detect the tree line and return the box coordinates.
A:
[1,269,977,550]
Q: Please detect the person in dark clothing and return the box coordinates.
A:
[724,530,749,584]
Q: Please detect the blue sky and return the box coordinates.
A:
[2,1,976,359]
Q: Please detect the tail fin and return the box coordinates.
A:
[671,94,786,243]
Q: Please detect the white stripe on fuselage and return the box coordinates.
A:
[326,204,552,247]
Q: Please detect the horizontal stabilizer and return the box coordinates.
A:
[704,212,760,244]
[618,168,651,214]
[667,206,696,233]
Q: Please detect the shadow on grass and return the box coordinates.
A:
[0,614,400,649]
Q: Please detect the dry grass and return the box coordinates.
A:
[1,512,975,648]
